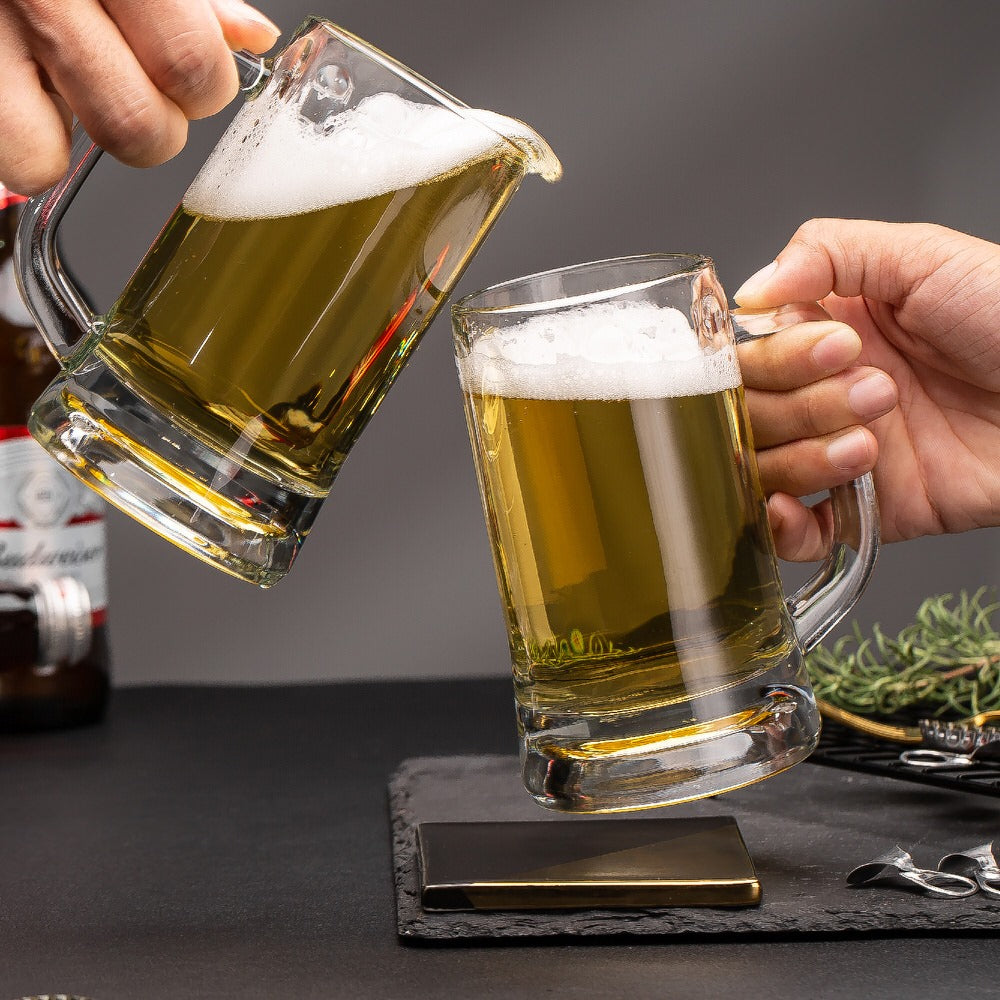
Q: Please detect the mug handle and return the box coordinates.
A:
[15,129,103,365]
[732,306,880,652]
[14,51,272,367]
[786,473,879,651]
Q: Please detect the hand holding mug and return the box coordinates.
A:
[736,220,1000,561]
[0,0,280,194]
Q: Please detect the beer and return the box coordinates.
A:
[457,298,793,761]
[0,187,110,730]
[453,254,875,811]
[97,92,540,495]
[25,17,561,586]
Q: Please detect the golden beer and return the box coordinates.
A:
[98,94,532,496]
[455,256,877,811]
[456,293,813,810]
[27,56,559,585]
[462,386,792,720]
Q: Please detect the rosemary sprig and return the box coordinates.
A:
[805,588,1000,718]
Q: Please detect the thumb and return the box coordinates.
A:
[733,218,967,309]
[208,0,282,53]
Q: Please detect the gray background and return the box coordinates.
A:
[57,0,1000,686]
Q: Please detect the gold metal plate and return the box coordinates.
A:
[418,816,760,911]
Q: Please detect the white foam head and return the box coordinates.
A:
[457,301,741,400]
[184,92,556,222]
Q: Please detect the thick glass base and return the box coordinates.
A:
[518,654,820,813]
[29,361,324,587]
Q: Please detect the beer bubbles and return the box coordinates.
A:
[185,89,557,223]
[457,300,742,402]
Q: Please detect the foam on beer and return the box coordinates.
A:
[457,301,741,400]
[184,91,551,221]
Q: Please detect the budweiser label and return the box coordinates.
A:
[0,429,108,617]
[0,188,27,212]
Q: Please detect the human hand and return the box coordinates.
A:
[0,0,281,195]
[736,301,896,560]
[734,219,1000,560]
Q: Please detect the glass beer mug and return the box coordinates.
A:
[16,18,560,587]
[452,254,878,812]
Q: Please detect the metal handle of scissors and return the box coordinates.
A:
[848,846,980,898]
[896,868,980,898]
[939,844,1000,898]
[898,748,975,769]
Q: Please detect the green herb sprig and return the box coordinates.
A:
[805,588,1000,718]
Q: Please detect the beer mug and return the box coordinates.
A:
[16,18,560,587]
[452,254,878,812]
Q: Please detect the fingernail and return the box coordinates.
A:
[847,373,897,419]
[810,327,860,373]
[224,0,281,37]
[733,261,778,303]
[766,494,787,529]
[826,428,870,471]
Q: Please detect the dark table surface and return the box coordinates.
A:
[1,679,998,1000]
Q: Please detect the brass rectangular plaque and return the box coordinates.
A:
[417,816,760,911]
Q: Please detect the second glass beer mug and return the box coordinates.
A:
[452,255,878,812]
[17,18,559,587]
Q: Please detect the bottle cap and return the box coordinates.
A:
[34,577,93,666]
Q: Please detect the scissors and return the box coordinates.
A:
[847,846,978,898]
[899,741,1000,769]
[939,843,1000,899]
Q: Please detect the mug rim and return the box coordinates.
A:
[302,17,474,114]
[452,253,715,317]
[300,18,556,174]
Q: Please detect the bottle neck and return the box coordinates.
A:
[0,188,59,408]
[32,577,94,665]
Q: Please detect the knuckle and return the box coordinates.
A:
[790,218,834,252]
[0,121,70,194]
[19,0,72,48]
[90,93,184,166]
[788,218,859,293]
[150,29,232,115]
[2,153,66,195]
[791,217,852,264]
[777,446,802,493]
[909,221,950,243]
[799,387,826,437]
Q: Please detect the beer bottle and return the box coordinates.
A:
[0,185,110,731]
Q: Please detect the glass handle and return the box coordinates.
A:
[233,50,271,94]
[732,306,880,652]
[786,473,879,651]
[15,126,103,365]
[14,51,273,368]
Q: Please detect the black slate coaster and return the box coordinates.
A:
[389,755,1000,940]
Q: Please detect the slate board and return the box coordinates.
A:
[389,754,1000,940]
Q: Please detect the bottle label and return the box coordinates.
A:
[0,189,27,212]
[0,429,108,619]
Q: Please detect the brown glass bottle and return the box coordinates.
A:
[0,186,110,731]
